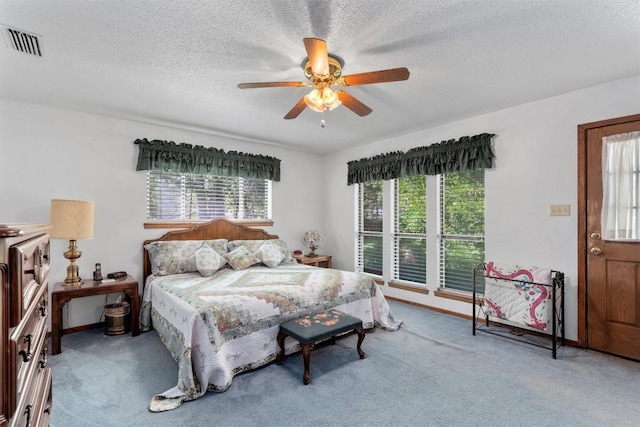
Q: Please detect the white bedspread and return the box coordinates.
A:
[140,262,401,411]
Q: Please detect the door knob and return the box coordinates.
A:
[590,247,602,255]
[590,232,601,240]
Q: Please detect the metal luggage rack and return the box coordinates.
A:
[472,262,565,358]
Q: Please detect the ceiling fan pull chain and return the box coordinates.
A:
[320,109,326,128]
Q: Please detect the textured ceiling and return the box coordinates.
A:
[1,0,639,154]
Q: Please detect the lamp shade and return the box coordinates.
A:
[302,230,322,243]
[49,199,94,239]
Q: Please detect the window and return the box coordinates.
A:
[393,176,427,284]
[438,169,485,293]
[357,180,383,275]
[146,170,271,221]
[601,132,640,240]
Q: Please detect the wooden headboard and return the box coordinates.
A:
[142,219,278,280]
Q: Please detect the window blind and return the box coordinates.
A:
[393,176,427,284]
[357,181,383,275]
[438,170,485,293]
[147,171,271,221]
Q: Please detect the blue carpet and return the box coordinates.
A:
[48,300,640,427]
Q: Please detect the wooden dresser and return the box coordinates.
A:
[1,223,52,427]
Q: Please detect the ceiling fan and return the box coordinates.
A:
[237,38,410,120]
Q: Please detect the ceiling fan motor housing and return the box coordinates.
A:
[303,55,343,85]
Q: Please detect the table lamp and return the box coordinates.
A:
[49,199,94,286]
[302,230,322,257]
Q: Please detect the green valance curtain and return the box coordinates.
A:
[347,133,495,185]
[134,138,281,181]
[346,151,405,185]
[403,133,495,176]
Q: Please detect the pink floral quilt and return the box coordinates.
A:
[483,262,553,331]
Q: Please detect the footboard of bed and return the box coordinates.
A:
[471,262,565,358]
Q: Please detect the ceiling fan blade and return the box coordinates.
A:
[303,38,329,75]
[336,91,372,117]
[340,67,410,86]
[283,97,308,120]
[238,81,307,89]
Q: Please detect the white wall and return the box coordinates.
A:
[0,100,323,328]
[2,75,638,338]
[322,75,640,341]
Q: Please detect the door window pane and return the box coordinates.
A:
[602,132,640,241]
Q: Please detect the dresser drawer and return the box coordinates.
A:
[9,234,50,327]
[8,284,48,419]
[10,368,51,427]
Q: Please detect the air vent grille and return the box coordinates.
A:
[2,25,42,57]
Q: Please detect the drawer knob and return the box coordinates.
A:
[20,334,33,362]
[39,347,48,368]
[39,299,48,317]
[24,404,33,426]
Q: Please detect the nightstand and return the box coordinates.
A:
[292,254,332,268]
[51,274,140,354]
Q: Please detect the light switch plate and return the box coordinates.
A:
[549,204,571,216]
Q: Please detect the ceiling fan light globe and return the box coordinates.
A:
[321,87,342,111]
[322,87,338,104]
[307,88,322,102]
[325,99,342,111]
[304,91,324,113]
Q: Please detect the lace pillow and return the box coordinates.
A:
[223,245,261,270]
[190,243,227,277]
[228,239,293,268]
[145,239,228,276]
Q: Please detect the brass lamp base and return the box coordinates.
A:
[307,243,319,257]
[63,239,84,286]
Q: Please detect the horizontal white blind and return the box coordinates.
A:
[358,181,383,275]
[147,171,271,221]
[439,169,485,293]
[393,176,427,284]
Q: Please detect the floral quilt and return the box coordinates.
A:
[140,262,401,411]
[483,262,554,331]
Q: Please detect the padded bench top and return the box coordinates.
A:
[280,310,363,343]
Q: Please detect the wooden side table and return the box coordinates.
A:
[51,274,140,355]
[292,254,332,268]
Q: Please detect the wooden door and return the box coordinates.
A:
[580,115,640,361]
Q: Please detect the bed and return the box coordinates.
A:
[140,219,401,412]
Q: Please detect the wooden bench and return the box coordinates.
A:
[276,310,365,384]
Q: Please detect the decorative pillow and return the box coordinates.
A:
[145,239,228,276]
[227,239,265,252]
[228,239,293,268]
[254,240,293,268]
[189,243,227,277]
[223,245,261,271]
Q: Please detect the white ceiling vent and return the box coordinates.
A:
[1,25,42,57]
